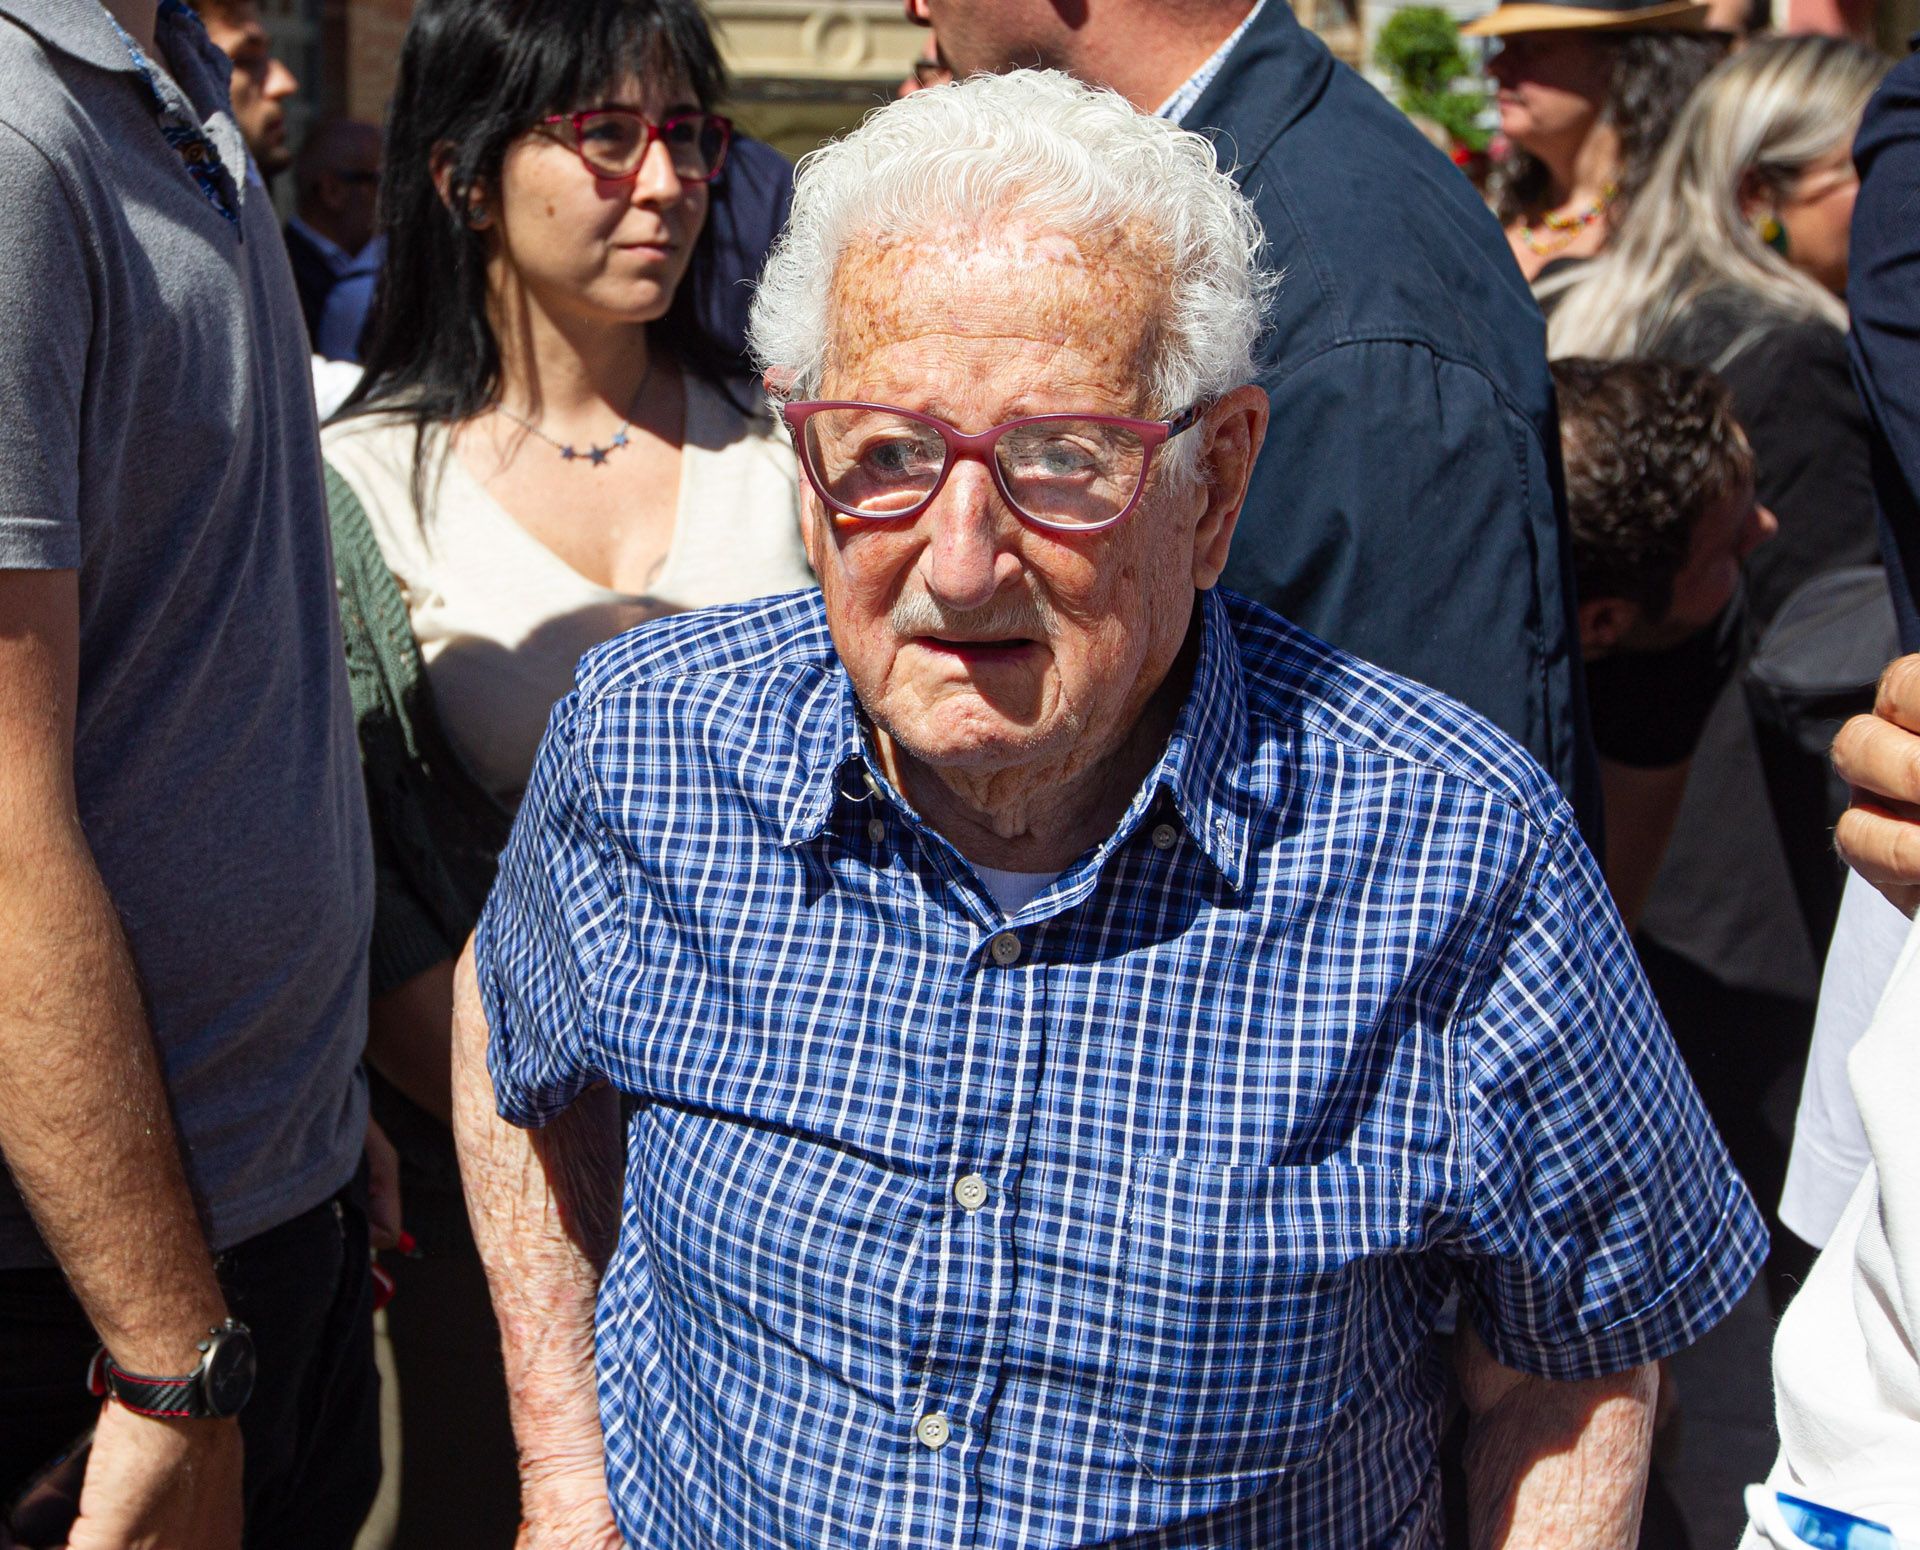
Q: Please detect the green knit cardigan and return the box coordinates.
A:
[325,463,514,999]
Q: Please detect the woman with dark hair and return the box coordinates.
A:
[322,0,811,1540]
[1465,0,1726,282]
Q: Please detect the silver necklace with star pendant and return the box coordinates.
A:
[496,360,654,468]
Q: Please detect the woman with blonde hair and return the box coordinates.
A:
[1547,32,1887,379]
[1550,32,1890,1323]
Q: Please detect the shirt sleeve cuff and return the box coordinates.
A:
[1471,1169,1770,1380]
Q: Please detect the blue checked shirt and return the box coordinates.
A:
[475,587,1766,1549]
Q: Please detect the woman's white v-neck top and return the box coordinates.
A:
[322,375,812,805]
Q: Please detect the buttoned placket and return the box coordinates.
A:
[900,899,1050,1543]
[829,719,1222,1543]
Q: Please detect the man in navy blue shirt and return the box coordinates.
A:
[907,0,1599,834]
[1849,44,1920,656]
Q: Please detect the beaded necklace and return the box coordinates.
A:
[1518,182,1618,257]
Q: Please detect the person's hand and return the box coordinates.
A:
[514,1465,622,1550]
[63,1402,241,1550]
[1833,653,1920,917]
[364,1116,403,1253]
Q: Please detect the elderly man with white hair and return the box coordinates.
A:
[452,71,1764,1550]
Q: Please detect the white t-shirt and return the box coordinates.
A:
[1740,909,1920,1546]
[973,864,1063,917]
[323,376,813,804]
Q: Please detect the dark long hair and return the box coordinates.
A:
[338,0,733,481]
[1489,31,1730,226]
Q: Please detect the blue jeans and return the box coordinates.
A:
[0,1170,380,1550]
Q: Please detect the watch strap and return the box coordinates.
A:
[88,1349,202,1418]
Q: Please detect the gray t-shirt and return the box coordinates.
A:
[0,0,372,1264]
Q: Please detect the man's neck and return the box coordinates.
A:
[101,0,159,56]
[1055,0,1256,114]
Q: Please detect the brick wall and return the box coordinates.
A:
[344,0,412,124]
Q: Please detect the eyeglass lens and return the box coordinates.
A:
[573,112,727,181]
[801,408,1150,528]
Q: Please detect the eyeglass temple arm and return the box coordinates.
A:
[1166,402,1205,439]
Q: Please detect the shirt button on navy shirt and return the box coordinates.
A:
[989,932,1021,967]
[954,1174,989,1212]
[1151,822,1179,850]
[916,1413,951,1450]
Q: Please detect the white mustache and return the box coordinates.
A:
[889,585,1058,641]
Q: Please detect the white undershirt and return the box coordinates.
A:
[972,864,1063,917]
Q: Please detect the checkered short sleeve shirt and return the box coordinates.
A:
[475,587,1765,1549]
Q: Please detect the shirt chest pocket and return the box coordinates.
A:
[1107,1155,1401,1483]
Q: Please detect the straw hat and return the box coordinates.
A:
[1460,0,1711,37]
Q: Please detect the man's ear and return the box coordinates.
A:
[1190,383,1269,590]
[1576,595,1640,659]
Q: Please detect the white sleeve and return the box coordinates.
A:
[1779,871,1911,1248]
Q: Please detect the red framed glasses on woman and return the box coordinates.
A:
[540,108,733,184]
[781,401,1203,533]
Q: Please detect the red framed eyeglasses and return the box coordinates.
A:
[780,400,1203,533]
[539,108,732,184]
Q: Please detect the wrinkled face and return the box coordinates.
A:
[1776,143,1860,298]
[487,76,708,329]
[1486,33,1612,157]
[804,231,1213,780]
[200,4,299,175]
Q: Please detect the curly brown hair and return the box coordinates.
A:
[1554,356,1754,622]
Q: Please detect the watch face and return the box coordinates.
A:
[204,1328,257,1418]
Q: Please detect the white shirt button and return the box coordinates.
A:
[1151,822,1179,850]
[989,932,1022,967]
[953,1173,989,1212]
[867,817,885,843]
[915,1412,951,1449]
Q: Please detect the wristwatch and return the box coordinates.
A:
[87,1319,256,1420]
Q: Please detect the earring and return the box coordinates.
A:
[1756,211,1789,258]
[464,203,492,230]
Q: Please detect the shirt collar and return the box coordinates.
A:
[1,0,149,76]
[1181,0,1333,159]
[16,3,250,210]
[781,589,1252,893]
[1155,0,1268,125]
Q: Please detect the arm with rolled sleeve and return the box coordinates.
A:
[454,695,624,1550]
[1451,805,1767,1545]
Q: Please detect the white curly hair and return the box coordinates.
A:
[748,69,1272,476]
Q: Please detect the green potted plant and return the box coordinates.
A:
[1374,6,1491,166]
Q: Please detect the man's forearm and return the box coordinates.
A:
[450,943,619,1480]
[1458,1325,1656,1550]
[0,828,227,1372]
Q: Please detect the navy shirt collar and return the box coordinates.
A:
[782,588,1252,893]
[1184,0,1335,168]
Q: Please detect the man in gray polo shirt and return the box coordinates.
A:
[0,2,376,1545]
